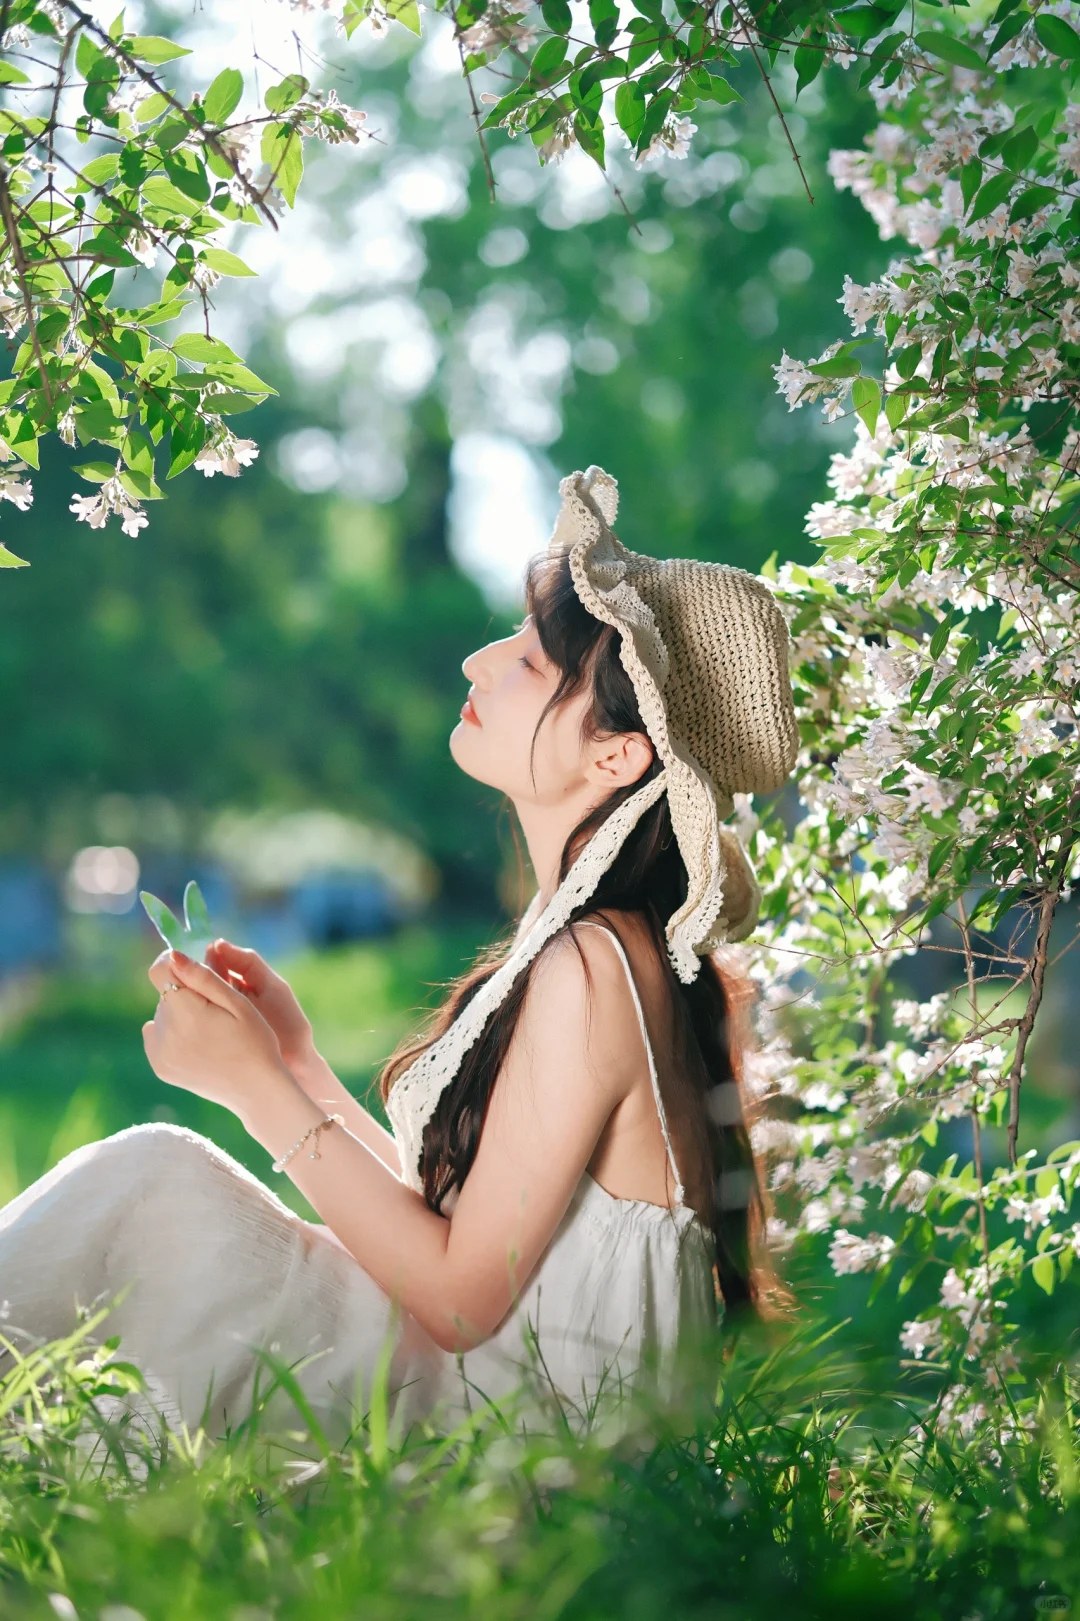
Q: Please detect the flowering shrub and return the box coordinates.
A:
[0,1,386,564]
[738,3,1080,1430]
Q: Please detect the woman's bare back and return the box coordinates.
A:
[575,911,711,1224]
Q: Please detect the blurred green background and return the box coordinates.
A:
[2,0,1078,1370]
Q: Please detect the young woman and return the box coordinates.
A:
[0,466,798,1439]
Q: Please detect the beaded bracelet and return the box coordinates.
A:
[272,1113,344,1174]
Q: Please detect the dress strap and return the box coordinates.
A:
[576,921,687,1206]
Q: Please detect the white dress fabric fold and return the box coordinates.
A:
[0,925,718,1438]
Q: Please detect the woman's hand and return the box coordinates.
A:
[204,938,316,1075]
[142,950,296,1124]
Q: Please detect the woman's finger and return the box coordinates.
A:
[147,951,179,994]
[168,951,244,1014]
[207,939,271,990]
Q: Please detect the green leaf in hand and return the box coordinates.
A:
[140,880,216,962]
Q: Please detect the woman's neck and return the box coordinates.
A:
[513,790,596,907]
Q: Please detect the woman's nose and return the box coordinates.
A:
[462,644,488,686]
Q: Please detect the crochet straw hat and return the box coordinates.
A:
[385,463,799,1194]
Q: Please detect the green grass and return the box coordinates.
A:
[3,1316,1080,1619]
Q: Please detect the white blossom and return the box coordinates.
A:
[829,1228,895,1275]
[194,430,260,478]
[69,475,148,537]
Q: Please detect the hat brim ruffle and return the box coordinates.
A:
[550,467,761,983]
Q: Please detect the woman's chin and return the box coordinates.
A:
[448,720,503,790]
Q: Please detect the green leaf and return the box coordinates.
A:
[1010,185,1058,224]
[1032,1254,1056,1295]
[162,149,211,204]
[852,376,880,435]
[794,36,825,93]
[588,0,620,50]
[129,35,191,64]
[265,73,309,114]
[808,356,861,379]
[700,73,740,104]
[928,836,955,880]
[386,0,422,33]
[1035,1166,1060,1199]
[914,30,985,70]
[167,410,207,478]
[261,125,303,206]
[959,158,982,211]
[574,109,606,167]
[541,0,573,29]
[140,892,185,952]
[529,36,571,85]
[1035,12,1080,59]
[0,544,29,567]
[205,67,244,125]
[139,880,215,960]
[956,636,980,674]
[141,176,204,217]
[614,80,646,142]
[120,428,154,475]
[118,469,163,501]
[1000,124,1037,172]
[74,460,119,484]
[885,390,907,431]
[80,153,120,186]
[137,91,169,123]
[929,614,952,661]
[0,60,30,85]
[172,332,241,363]
[967,170,1015,223]
[204,361,277,396]
[200,247,256,278]
[184,879,212,942]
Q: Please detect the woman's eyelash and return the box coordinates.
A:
[518,655,535,671]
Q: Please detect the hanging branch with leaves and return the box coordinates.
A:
[0,0,394,565]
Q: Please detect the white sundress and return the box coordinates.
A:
[0,922,718,1441]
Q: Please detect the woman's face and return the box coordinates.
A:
[450,619,597,810]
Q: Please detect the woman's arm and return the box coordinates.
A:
[147,929,638,1354]
[288,1051,401,1177]
[204,939,401,1175]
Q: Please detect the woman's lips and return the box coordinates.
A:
[460,694,481,726]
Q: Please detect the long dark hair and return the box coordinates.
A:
[379,549,770,1317]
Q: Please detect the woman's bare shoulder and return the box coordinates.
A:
[524,913,661,1077]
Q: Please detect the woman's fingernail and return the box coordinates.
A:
[172,950,190,964]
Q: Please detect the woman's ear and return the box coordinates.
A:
[587,730,655,790]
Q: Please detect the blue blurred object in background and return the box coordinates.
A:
[0,862,61,972]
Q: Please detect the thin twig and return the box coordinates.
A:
[452,5,496,204]
[1005,884,1059,1166]
[727,0,814,206]
[0,165,53,407]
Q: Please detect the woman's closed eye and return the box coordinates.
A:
[518,655,536,672]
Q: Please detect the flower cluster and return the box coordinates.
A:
[751,7,1080,1441]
